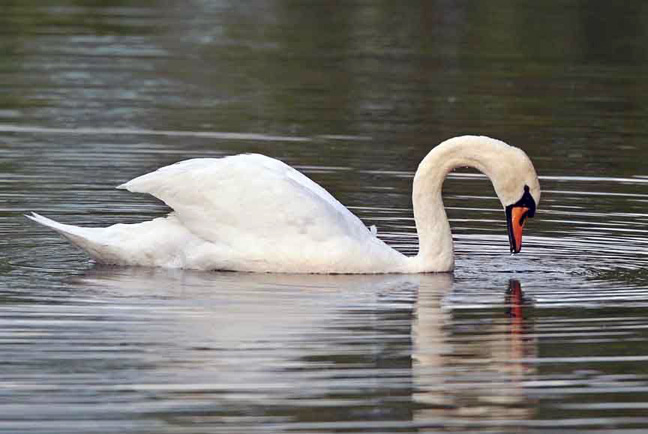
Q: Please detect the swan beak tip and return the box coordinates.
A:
[508,206,529,254]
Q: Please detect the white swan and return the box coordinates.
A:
[27,135,540,273]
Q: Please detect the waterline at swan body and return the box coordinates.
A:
[27,135,541,273]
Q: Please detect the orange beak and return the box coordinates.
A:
[507,206,529,254]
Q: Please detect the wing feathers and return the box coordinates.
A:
[116,154,372,248]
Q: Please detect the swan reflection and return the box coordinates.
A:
[72,267,536,427]
[413,278,536,424]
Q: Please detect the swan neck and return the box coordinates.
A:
[411,153,454,272]
[411,136,506,272]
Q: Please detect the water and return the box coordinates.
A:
[2,1,648,432]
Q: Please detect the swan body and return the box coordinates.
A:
[28,135,540,273]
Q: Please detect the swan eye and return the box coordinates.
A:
[512,185,536,217]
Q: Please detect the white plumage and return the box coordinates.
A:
[27,135,541,274]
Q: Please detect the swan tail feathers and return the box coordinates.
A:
[26,212,85,237]
[25,213,112,263]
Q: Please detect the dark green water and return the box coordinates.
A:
[2,1,648,432]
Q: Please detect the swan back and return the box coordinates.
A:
[117,154,407,273]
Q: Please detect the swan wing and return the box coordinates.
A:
[117,154,375,250]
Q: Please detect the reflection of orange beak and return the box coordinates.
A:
[508,206,529,254]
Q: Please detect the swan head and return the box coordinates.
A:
[413,135,541,267]
[485,142,541,254]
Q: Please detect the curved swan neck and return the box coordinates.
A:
[411,136,513,272]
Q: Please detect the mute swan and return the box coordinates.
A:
[27,135,540,273]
